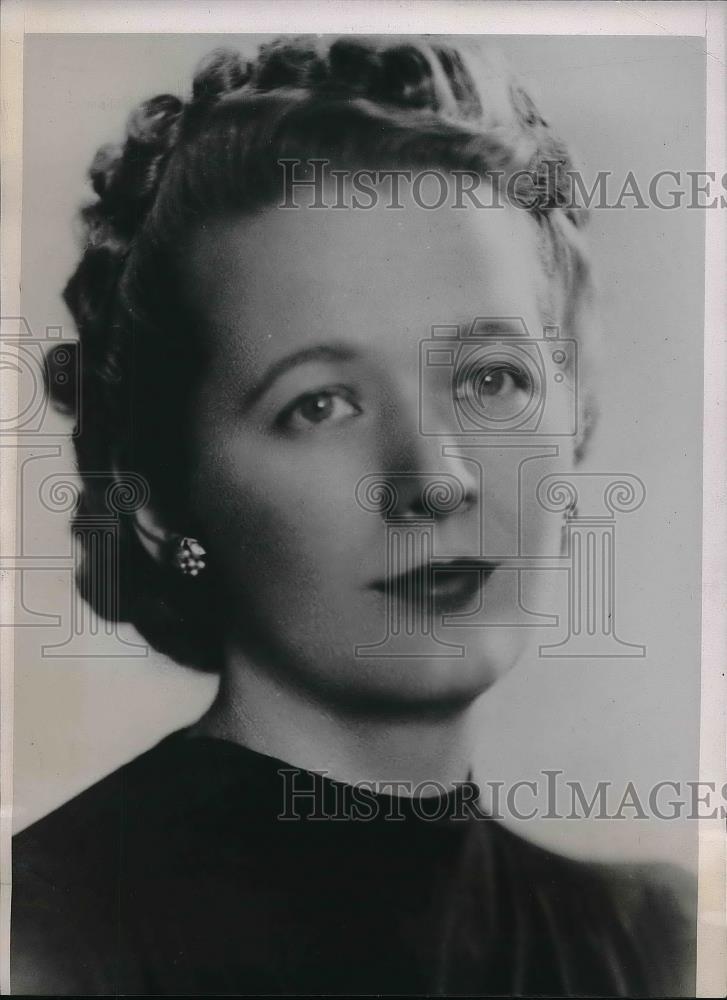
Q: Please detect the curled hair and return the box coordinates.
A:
[55,36,599,672]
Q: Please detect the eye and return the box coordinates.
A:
[473,367,515,397]
[276,387,362,433]
[455,363,532,403]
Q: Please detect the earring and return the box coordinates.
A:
[563,501,579,521]
[172,536,207,576]
[561,502,578,549]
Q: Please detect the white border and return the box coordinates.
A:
[1,2,724,996]
[697,4,727,998]
[0,1,23,995]
[17,0,711,36]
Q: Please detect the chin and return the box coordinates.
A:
[317,635,522,716]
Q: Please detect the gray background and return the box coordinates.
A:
[15,34,705,868]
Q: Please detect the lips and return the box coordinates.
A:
[370,557,499,615]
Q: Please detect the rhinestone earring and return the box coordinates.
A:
[563,501,579,521]
[561,502,578,549]
[172,536,207,576]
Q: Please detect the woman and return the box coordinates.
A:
[12,36,695,995]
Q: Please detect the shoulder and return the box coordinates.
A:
[13,728,242,868]
[592,858,697,997]
[12,764,122,993]
[11,730,223,994]
[489,823,697,996]
[14,732,190,879]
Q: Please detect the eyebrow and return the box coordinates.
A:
[242,343,358,411]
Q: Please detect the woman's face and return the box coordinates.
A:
[179,180,575,710]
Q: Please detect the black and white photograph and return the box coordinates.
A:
[1,1,725,996]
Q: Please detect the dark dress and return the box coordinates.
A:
[11,727,696,996]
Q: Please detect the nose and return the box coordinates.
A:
[376,394,479,521]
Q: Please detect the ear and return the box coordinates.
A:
[110,463,176,567]
[132,501,177,566]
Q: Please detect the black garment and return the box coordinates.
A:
[12,728,695,996]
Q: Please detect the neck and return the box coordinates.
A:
[191,649,476,792]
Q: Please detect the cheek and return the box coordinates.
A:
[462,447,564,556]
[484,445,574,557]
[189,430,375,589]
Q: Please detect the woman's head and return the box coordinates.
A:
[56,36,598,702]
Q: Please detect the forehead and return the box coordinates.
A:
[179,189,544,376]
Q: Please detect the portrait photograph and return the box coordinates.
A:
[1,1,725,996]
